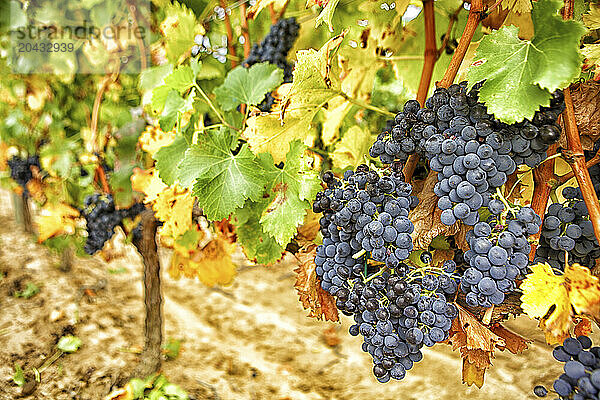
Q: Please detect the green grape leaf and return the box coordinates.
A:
[233,199,285,264]
[161,2,197,63]
[154,135,189,186]
[259,141,321,246]
[180,130,268,220]
[315,0,341,32]
[109,165,135,208]
[151,85,173,114]
[164,65,196,93]
[213,63,284,111]
[177,128,237,187]
[159,90,185,131]
[57,335,82,353]
[467,0,587,123]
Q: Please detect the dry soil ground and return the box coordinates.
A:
[0,191,597,400]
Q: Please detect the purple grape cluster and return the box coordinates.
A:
[461,199,540,307]
[82,194,147,255]
[535,186,600,270]
[241,18,300,111]
[8,155,40,191]
[312,165,461,381]
[535,336,600,399]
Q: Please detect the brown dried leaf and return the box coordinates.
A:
[410,171,460,249]
[294,244,339,322]
[322,326,341,347]
[454,223,471,251]
[447,305,506,387]
[462,359,486,388]
[558,81,600,150]
[574,318,593,337]
[458,305,505,352]
[432,249,454,268]
[491,325,531,354]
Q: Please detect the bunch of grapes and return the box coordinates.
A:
[313,164,462,382]
[369,82,564,227]
[82,194,147,255]
[534,336,600,399]
[535,187,600,270]
[461,199,540,307]
[8,155,40,191]
[241,17,300,111]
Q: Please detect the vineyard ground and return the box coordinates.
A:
[0,191,597,400]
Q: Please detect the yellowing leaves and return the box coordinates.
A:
[35,203,80,242]
[331,126,374,170]
[131,167,193,239]
[153,186,194,239]
[169,228,236,286]
[244,34,346,163]
[521,262,600,344]
[139,125,176,157]
[294,244,339,322]
[246,0,288,19]
[131,168,167,204]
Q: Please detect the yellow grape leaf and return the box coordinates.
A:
[582,44,600,74]
[583,3,600,29]
[169,232,236,286]
[36,203,80,242]
[0,141,8,171]
[321,96,352,145]
[521,262,600,344]
[500,0,532,14]
[331,126,375,170]
[139,124,176,157]
[244,111,319,164]
[246,0,287,19]
[153,186,194,239]
[338,35,385,99]
[244,34,346,162]
[131,168,168,203]
[462,359,485,388]
[282,32,346,110]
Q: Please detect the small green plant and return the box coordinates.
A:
[106,374,188,400]
[163,338,182,360]
[14,283,40,299]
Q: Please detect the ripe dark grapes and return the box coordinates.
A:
[535,187,600,270]
[313,165,462,382]
[536,336,600,400]
[83,194,148,255]
[461,201,540,307]
[8,155,41,192]
[242,18,300,111]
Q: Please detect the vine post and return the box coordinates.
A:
[12,191,34,234]
[132,209,163,378]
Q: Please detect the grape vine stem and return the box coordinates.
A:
[529,144,557,261]
[221,0,238,68]
[556,146,600,185]
[562,87,600,242]
[437,6,463,59]
[416,0,437,107]
[240,3,252,59]
[404,0,439,182]
[438,0,484,88]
